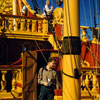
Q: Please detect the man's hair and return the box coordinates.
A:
[46,0,50,2]
[48,57,56,62]
[21,2,24,5]
[46,0,50,3]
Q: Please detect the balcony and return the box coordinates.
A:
[0,64,22,100]
[0,14,49,41]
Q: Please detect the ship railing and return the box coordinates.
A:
[0,13,49,40]
[0,65,22,99]
[81,67,100,99]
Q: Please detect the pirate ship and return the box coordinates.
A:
[0,0,100,100]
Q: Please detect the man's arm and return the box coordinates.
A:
[38,68,48,86]
[38,68,44,84]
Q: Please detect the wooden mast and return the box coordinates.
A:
[63,0,81,100]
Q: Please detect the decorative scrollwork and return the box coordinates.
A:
[53,7,63,25]
[0,0,12,14]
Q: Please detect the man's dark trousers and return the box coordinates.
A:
[38,86,54,100]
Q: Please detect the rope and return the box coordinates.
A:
[51,0,53,6]
[89,0,93,27]
[51,30,63,56]
[34,40,48,64]
[93,0,96,27]
[41,0,45,7]
[83,42,100,65]
[95,0,100,77]
[82,0,91,40]
[82,0,87,26]
[32,0,42,14]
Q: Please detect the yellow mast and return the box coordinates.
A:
[63,0,81,100]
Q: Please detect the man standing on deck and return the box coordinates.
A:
[44,0,53,18]
[38,57,59,100]
[21,2,27,16]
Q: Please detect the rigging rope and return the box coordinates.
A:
[93,0,96,27]
[51,0,53,6]
[82,0,87,26]
[89,0,93,27]
[82,0,92,41]
[81,0,98,79]
[83,42,100,65]
[32,0,41,14]
[89,0,93,44]
[95,0,100,77]
[34,40,48,64]
[41,0,45,7]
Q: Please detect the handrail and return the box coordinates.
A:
[0,13,47,20]
[0,65,22,68]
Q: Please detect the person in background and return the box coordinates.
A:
[38,57,59,100]
[44,0,53,18]
[21,2,27,16]
[21,2,28,30]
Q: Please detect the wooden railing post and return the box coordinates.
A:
[12,70,17,90]
[16,69,22,92]
[27,19,30,32]
[20,19,25,31]
[85,74,89,90]
[43,19,48,34]
[92,73,97,91]
[13,19,17,31]
[1,71,7,92]
[32,20,36,32]
[38,20,41,33]
[9,18,13,30]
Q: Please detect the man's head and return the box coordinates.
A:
[21,2,24,7]
[47,57,56,69]
[46,0,50,6]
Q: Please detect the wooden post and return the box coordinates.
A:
[22,51,37,100]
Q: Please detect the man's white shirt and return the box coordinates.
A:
[44,5,53,16]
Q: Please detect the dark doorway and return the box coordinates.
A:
[37,51,50,98]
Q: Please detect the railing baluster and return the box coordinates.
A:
[16,69,22,92]
[13,18,17,31]
[43,19,48,34]
[27,19,30,32]
[9,18,13,30]
[12,70,17,90]
[85,74,89,90]
[1,71,7,92]
[20,19,25,31]
[32,20,36,32]
[38,20,41,33]
[92,73,97,91]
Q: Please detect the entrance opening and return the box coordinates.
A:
[37,51,50,98]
